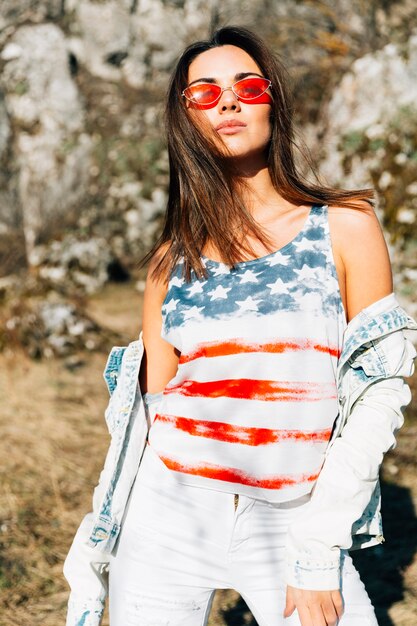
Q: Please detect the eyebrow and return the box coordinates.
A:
[187,71,265,87]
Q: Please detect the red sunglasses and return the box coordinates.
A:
[182,76,273,109]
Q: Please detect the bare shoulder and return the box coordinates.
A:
[327,201,388,264]
[328,200,378,226]
[144,241,172,303]
[327,201,393,322]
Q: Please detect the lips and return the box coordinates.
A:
[215,120,247,131]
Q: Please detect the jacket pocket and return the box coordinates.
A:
[378,330,417,378]
[348,341,386,377]
[348,329,417,379]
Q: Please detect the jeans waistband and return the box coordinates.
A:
[262,491,312,509]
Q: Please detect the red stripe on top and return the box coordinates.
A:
[157,453,321,489]
[155,413,332,445]
[164,379,336,401]
[179,338,341,364]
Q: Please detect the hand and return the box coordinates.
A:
[283,585,344,625]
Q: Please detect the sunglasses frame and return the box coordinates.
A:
[181,76,272,106]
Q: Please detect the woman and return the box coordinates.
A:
[63,25,417,626]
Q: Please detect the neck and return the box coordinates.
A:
[232,157,293,222]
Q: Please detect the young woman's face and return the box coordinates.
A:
[185,45,273,163]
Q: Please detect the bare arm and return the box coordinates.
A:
[139,246,180,394]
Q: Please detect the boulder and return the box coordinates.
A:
[0,23,92,264]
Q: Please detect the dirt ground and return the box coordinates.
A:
[0,280,416,625]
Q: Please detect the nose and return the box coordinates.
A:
[217,87,241,111]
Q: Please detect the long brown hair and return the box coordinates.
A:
[140,25,374,283]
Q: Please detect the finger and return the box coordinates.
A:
[283,587,296,618]
[332,591,345,620]
[296,603,315,626]
[321,601,339,626]
[308,603,327,626]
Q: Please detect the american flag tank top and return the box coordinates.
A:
[147,203,348,502]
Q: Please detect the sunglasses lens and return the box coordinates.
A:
[183,77,271,108]
[183,84,221,104]
[234,77,270,99]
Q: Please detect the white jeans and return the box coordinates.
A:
[108,441,379,626]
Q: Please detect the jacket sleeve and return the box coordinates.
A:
[63,513,108,626]
[62,435,117,626]
[284,330,416,590]
[62,392,155,626]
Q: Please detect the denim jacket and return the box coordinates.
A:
[63,291,417,624]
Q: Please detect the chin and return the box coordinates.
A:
[220,138,254,153]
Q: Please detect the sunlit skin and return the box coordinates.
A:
[140,43,393,626]
[185,45,273,170]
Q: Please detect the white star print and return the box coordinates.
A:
[187,281,206,296]
[314,265,330,282]
[236,296,262,312]
[208,285,232,300]
[168,276,185,288]
[163,298,179,313]
[293,238,318,252]
[266,251,292,267]
[239,269,262,283]
[212,263,230,276]
[183,305,205,321]
[293,264,320,281]
[266,277,290,294]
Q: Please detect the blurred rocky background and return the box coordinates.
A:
[0,0,416,359]
[1,2,417,625]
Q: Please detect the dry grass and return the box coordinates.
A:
[0,281,416,625]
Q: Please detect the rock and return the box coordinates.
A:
[0,92,10,156]
[0,294,106,358]
[0,275,21,302]
[406,182,417,195]
[397,208,415,225]
[0,0,64,35]
[0,23,92,264]
[32,235,115,295]
[315,33,417,305]
[36,298,102,356]
[63,354,87,371]
[319,34,417,185]
[72,1,131,81]
[106,180,165,249]
[0,42,23,62]
[69,0,219,89]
